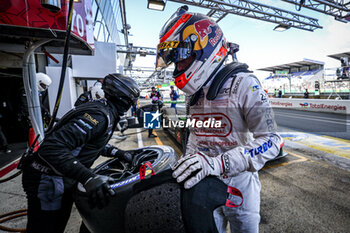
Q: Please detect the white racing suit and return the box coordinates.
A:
[185,72,282,233]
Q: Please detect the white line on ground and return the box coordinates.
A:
[136,127,144,148]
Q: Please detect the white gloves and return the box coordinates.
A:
[172,152,223,189]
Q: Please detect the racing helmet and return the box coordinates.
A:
[156,6,228,95]
[90,85,105,100]
[102,74,140,113]
[36,72,52,91]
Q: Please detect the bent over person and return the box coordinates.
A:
[156,6,282,233]
[21,74,140,233]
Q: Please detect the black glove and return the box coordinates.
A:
[84,175,115,209]
[104,145,134,163]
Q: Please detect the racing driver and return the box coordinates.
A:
[156,6,282,233]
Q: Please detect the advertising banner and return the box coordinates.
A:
[270,98,350,115]
[0,0,94,50]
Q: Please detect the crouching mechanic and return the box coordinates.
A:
[21,74,140,233]
[156,6,282,233]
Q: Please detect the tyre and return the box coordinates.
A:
[75,145,177,233]
[124,174,227,233]
[124,182,186,233]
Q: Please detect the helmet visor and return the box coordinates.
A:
[156,37,193,69]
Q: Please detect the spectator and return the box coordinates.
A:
[148,87,162,138]
[304,89,309,98]
[150,86,161,101]
[274,88,278,98]
[278,89,282,98]
[169,86,179,108]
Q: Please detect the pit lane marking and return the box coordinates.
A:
[152,131,163,145]
[262,150,308,170]
[320,135,350,144]
[136,128,144,148]
[279,129,350,160]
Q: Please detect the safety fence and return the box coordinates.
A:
[270,98,350,115]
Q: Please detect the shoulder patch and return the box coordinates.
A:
[83,113,99,125]
[250,85,260,92]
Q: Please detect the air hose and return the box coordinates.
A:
[0,209,27,232]
[47,0,75,132]
[0,170,22,184]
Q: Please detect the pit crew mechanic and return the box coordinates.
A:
[156,6,282,233]
[21,74,140,233]
[74,81,104,107]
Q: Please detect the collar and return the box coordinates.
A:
[106,100,121,119]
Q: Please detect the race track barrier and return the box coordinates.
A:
[270,98,350,115]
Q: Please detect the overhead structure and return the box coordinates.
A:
[117,44,157,71]
[119,0,135,69]
[147,0,167,11]
[168,0,323,31]
[117,45,157,56]
[280,0,350,22]
[124,66,158,72]
[141,70,160,86]
[119,0,129,47]
[207,8,229,23]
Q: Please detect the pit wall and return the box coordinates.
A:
[269,98,350,115]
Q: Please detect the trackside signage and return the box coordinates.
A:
[270,98,350,115]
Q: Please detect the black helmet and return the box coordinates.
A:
[102,73,140,112]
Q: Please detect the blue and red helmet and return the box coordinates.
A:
[156,6,227,95]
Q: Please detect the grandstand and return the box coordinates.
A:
[328,51,350,80]
[258,59,324,94]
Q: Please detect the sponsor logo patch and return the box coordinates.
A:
[250,85,260,92]
[194,19,216,40]
[192,113,232,137]
[247,139,273,158]
[83,113,99,125]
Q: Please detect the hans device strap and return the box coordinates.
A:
[189,62,250,106]
[206,62,250,100]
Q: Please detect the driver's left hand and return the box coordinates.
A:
[172,152,223,189]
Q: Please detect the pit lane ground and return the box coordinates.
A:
[1,127,350,232]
